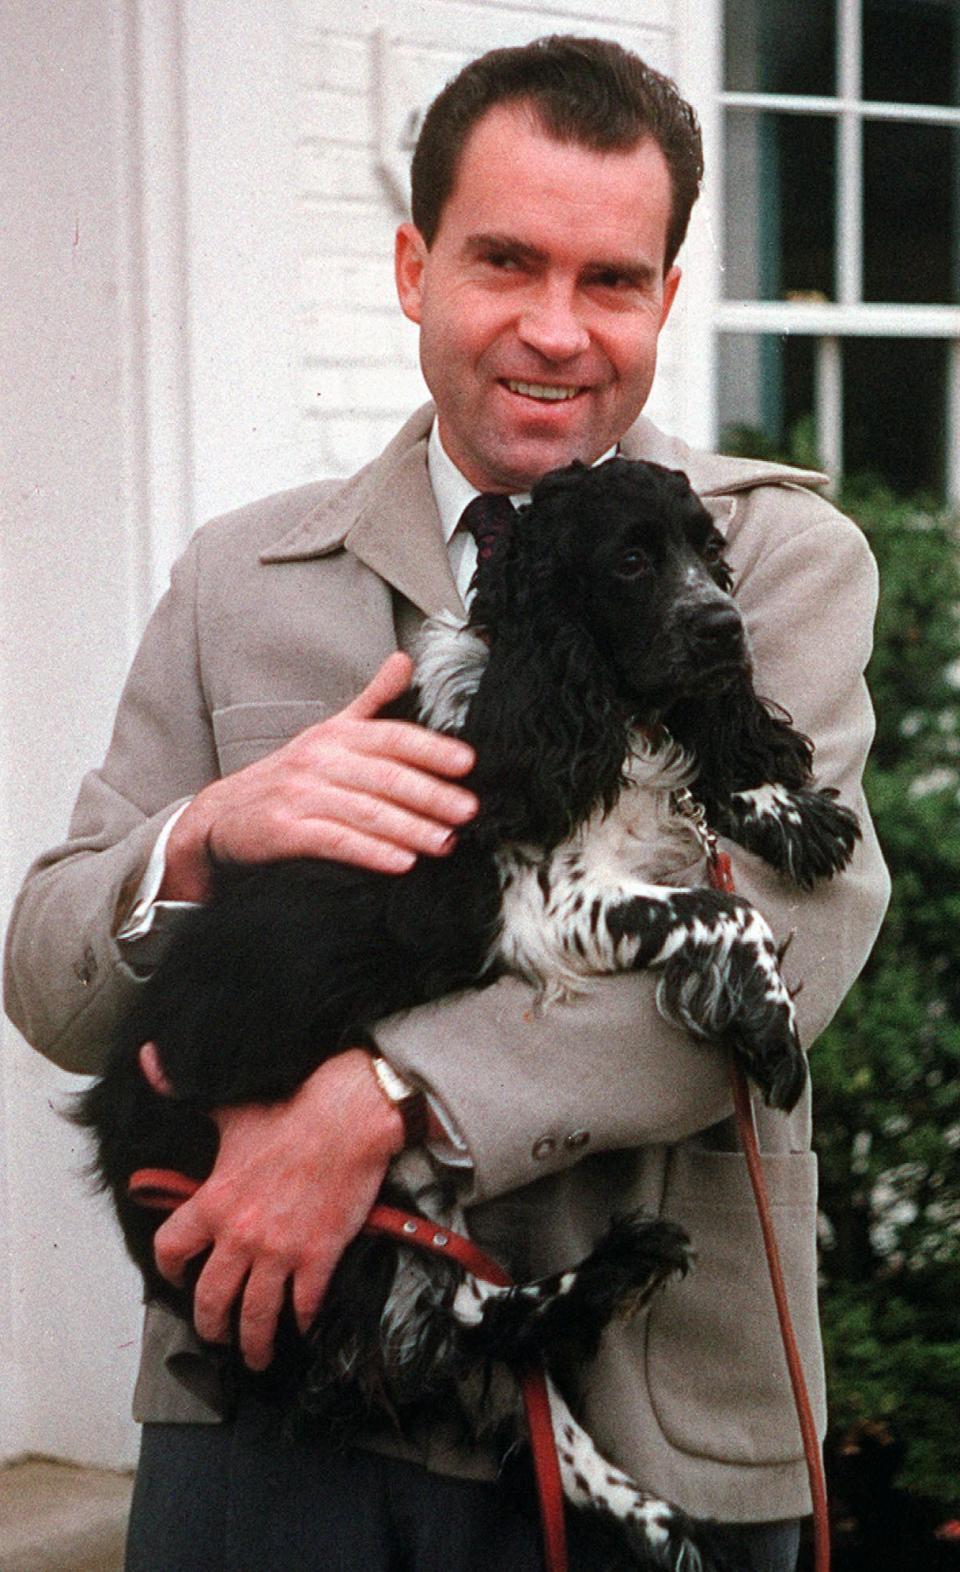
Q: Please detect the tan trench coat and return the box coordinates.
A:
[4,406,890,1521]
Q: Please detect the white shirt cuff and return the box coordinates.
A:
[116,802,197,942]
[116,802,200,973]
[425,1094,473,1169]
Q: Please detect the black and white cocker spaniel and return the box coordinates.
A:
[79,457,859,1572]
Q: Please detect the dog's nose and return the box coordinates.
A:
[691,601,744,656]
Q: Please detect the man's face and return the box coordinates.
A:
[395,103,681,493]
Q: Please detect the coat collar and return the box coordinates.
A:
[260,405,461,618]
[260,403,830,616]
[619,415,829,499]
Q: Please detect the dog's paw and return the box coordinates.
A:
[565,1469,735,1572]
[721,783,861,888]
[656,901,807,1111]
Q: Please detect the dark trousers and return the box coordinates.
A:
[125,1400,801,1572]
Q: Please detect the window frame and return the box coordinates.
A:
[712,0,960,502]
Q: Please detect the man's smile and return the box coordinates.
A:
[503,379,585,402]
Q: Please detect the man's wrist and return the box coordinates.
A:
[159,795,215,903]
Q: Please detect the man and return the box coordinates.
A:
[5,35,889,1572]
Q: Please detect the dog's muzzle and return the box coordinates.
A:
[688,599,746,663]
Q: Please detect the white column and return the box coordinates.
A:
[675,0,724,450]
[1,0,302,1470]
[120,0,197,623]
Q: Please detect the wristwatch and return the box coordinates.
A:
[369,1055,429,1147]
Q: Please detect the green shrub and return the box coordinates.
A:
[723,424,960,1511]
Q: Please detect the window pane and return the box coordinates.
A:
[717,336,949,502]
[717,334,816,458]
[724,0,835,95]
[863,0,960,107]
[844,338,948,497]
[863,123,960,303]
[724,113,836,300]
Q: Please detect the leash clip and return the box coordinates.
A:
[671,785,712,845]
[670,786,734,893]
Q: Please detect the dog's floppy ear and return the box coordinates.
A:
[465,494,630,846]
[666,672,815,807]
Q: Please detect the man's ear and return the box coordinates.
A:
[659,265,682,329]
[395,222,428,324]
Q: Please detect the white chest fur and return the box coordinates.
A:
[412,614,708,1002]
[494,737,705,1001]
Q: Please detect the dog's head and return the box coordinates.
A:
[471,457,748,722]
[461,458,752,841]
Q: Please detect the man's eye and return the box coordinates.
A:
[588,269,647,294]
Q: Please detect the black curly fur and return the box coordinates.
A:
[76,456,859,1572]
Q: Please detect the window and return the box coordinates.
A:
[717,0,960,502]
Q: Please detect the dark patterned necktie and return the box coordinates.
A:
[459,492,517,566]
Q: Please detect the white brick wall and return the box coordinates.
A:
[295,0,684,480]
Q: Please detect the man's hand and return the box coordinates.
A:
[160,652,478,901]
[143,1046,404,1370]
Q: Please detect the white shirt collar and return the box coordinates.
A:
[428,420,619,525]
[427,422,530,544]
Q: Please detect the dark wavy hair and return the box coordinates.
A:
[410,35,704,271]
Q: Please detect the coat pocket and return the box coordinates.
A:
[211,700,332,775]
[646,1145,826,1465]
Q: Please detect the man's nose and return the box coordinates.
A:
[517,282,591,361]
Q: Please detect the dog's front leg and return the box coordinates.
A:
[497,860,805,1109]
[603,886,806,1111]
[713,783,861,888]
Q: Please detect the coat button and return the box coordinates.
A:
[564,1129,590,1152]
[531,1136,556,1161]
[73,946,98,987]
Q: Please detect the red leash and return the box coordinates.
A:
[707,851,832,1572]
[128,1172,569,1572]
[361,1204,568,1572]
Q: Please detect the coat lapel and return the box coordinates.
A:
[344,444,464,620]
[259,405,463,620]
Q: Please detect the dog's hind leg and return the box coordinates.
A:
[453,1213,691,1369]
[547,1379,733,1572]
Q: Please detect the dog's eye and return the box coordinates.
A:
[616,547,650,579]
[701,537,724,564]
